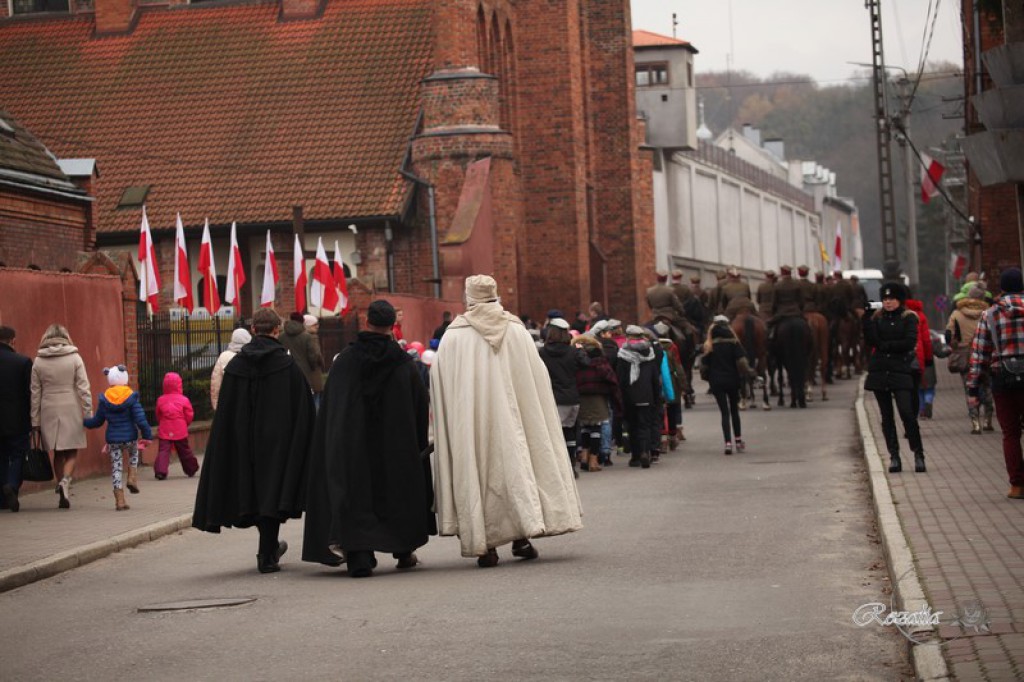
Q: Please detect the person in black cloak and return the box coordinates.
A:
[192,308,315,574]
[301,299,435,578]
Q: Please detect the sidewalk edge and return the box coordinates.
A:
[856,380,950,682]
[0,513,193,595]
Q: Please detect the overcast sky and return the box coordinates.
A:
[630,0,965,84]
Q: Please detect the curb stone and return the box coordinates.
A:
[855,379,950,682]
[0,513,193,594]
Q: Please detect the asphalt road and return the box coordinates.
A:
[0,378,911,681]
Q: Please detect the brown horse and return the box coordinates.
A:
[834,313,863,379]
[731,310,770,410]
[804,311,829,402]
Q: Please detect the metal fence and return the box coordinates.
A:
[136,307,239,423]
[136,306,359,423]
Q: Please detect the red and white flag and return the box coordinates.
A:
[198,219,220,314]
[293,234,307,314]
[260,230,279,308]
[225,222,246,308]
[173,213,194,313]
[310,237,340,311]
[921,153,945,204]
[951,252,967,280]
[138,206,160,311]
[832,222,843,271]
[333,240,350,315]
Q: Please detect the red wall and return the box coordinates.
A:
[0,268,127,485]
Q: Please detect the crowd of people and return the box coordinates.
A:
[4,263,1023,581]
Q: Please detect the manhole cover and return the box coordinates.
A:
[138,597,256,613]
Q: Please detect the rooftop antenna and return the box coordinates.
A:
[672,12,678,39]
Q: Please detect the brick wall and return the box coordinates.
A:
[0,188,91,271]
[962,2,1022,279]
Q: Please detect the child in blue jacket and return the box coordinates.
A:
[84,365,152,511]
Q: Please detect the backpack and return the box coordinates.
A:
[991,314,1024,389]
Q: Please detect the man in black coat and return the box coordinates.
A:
[0,326,32,512]
[302,300,434,578]
[192,308,316,574]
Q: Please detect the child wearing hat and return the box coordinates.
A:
[84,365,153,510]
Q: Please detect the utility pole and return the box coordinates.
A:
[896,77,918,288]
[865,0,900,275]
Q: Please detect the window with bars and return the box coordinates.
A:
[635,62,669,87]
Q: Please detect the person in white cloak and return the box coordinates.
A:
[430,275,583,567]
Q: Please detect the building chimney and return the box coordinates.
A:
[93,0,137,36]
[280,0,322,21]
[764,138,785,161]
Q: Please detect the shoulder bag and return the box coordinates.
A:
[947,320,970,374]
[23,432,55,482]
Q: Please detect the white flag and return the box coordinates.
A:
[138,206,160,311]
[260,230,279,308]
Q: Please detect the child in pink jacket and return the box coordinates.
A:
[154,372,199,479]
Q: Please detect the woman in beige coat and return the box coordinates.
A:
[31,324,92,509]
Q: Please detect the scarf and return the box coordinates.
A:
[617,341,654,385]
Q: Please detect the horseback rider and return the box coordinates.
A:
[771,265,804,322]
[756,270,776,318]
[646,270,686,326]
[670,270,693,307]
[797,265,820,314]
[708,270,728,314]
[814,271,830,313]
[719,266,752,315]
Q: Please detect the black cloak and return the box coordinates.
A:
[192,334,315,532]
[302,332,434,564]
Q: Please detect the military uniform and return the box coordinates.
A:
[719,278,753,315]
[772,271,804,318]
[756,276,775,317]
[646,282,685,324]
[797,274,819,313]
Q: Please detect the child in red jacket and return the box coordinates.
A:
[154,372,199,479]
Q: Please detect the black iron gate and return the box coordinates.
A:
[136,306,238,423]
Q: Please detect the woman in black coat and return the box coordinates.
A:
[538,319,589,475]
[702,317,750,454]
[863,282,925,473]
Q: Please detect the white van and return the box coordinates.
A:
[843,269,909,310]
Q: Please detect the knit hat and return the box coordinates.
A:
[289,312,304,322]
[967,286,986,300]
[548,317,570,330]
[713,314,730,324]
[303,314,318,328]
[228,328,252,352]
[104,365,129,386]
[607,319,622,331]
[589,320,609,335]
[465,274,499,305]
[1000,267,1024,294]
[547,309,564,319]
[420,349,436,366]
[625,325,646,337]
[367,300,397,327]
[879,282,907,302]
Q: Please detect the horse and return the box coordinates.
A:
[833,312,864,379]
[804,311,829,402]
[731,310,770,410]
[770,315,813,408]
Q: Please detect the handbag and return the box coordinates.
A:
[947,320,970,374]
[23,432,55,482]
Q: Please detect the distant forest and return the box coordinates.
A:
[695,64,966,318]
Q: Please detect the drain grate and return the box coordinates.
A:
[138,597,256,613]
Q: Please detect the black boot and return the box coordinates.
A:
[914,452,926,473]
[888,455,902,473]
[257,541,288,574]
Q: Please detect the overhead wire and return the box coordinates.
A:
[893,119,972,227]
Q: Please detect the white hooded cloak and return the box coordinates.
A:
[430,282,582,558]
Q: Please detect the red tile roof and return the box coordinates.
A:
[0,0,433,234]
[632,29,695,51]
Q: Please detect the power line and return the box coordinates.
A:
[894,120,972,227]
[695,71,961,90]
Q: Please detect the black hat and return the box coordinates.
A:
[367,300,397,327]
[879,282,907,302]
[1000,267,1024,294]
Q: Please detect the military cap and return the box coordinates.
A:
[779,265,793,275]
[797,265,809,275]
[656,270,669,282]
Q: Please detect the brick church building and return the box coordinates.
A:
[0,0,655,324]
